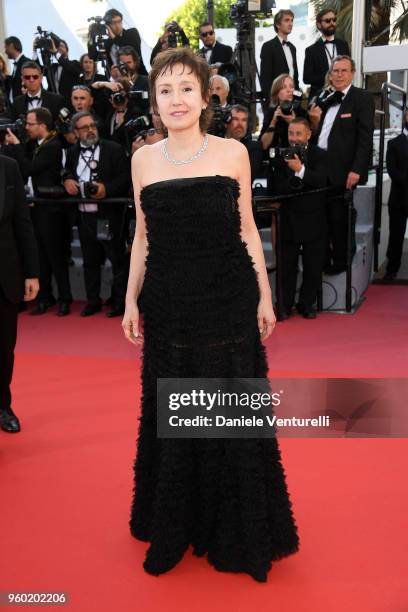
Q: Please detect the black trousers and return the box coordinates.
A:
[31,206,73,303]
[77,210,128,307]
[0,288,18,411]
[282,235,326,312]
[386,205,408,274]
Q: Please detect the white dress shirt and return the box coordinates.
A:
[318,83,352,150]
[27,90,43,110]
[76,143,101,213]
[322,36,337,66]
[278,35,294,79]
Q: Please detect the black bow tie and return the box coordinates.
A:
[281,40,288,46]
[204,45,213,51]
[80,146,95,153]
[28,96,40,101]
[323,39,334,45]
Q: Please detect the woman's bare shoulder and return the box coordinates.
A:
[208,133,248,158]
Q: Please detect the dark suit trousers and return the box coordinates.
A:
[386,205,408,273]
[77,210,127,306]
[31,206,72,303]
[326,190,350,268]
[282,234,326,311]
[0,288,18,411]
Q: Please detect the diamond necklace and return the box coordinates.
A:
[161,133,209,165]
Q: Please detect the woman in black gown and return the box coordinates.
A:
[122,47,299,583]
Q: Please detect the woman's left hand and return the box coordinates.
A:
[257,294,276,341]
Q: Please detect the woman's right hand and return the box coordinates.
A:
[122,301,143,345]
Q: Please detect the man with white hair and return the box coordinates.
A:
[210,74,229,107]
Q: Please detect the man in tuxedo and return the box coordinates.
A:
[4,36,31,104]
[272,117,328,318]
[47,39,81,107]
[309,55,374,274]
[63,111,131,317]
[10,61,65,121]
[88,8,147,75]
[225,105,263,181]
[303,8,350,100]
[5,107,73,316]
[197,22,232,65]
[383,108,408,280]
[0,154,39,433]
[260,10,299,105]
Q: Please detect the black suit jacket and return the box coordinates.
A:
[260,36,299,101]
[10,90,65,121]
[7,54,31,101]
[0,154,39,303]
[88,27,147,75]
[303,38,350,98]
[64,139,131,206]
[315,85,374,187]
[386,133,408,213]
[50,56,82,105]
[198,41,233,64]
[272,144,328,243]
[7,135,62,192]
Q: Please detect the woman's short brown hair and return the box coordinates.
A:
[149,47,213,132]
[270,73,294,106]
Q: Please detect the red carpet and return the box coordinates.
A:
[1,285,407,611]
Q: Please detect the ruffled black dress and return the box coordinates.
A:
[129,175,299,582]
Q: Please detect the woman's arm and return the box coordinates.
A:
[232,141,276,339]
[122,149,148,344]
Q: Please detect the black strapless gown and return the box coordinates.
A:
[129,175,299,582]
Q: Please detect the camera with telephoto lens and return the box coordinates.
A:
[0,117,26,141]
[208,94,232,137]
[308,88,344,111]
[55,107,72,135]
[277,91,303,116]
[112,91,127,106]
[124,115,150,140]
[87,16,109,61]
[118,62,130,77]
[270,144,308,163]
[166,21,182,49]
[33,26,62,52]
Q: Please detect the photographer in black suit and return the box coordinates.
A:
[0,154,39,433]
[150,21,190,65]
[63,111,131,317]
[197,22,232,65]
[5,107,73,316]
[260,10,299,105]
[309,56,374,274]
[225,105,263,181]
[47,38,81,106]
[4,36,31,103]
[272,118,328,319]
[303,8,350,100]
[384,109,408,280]
[10,61,65,121]
[88,8,147,75]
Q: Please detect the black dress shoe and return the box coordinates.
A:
[383,271,397,282]
[57,302,71,316]
[31,300,54,315]
[278,309,291,321]
[0,408,21,433]
[106,305,125,318]
[80,303,102,317]
[295,303,317,319]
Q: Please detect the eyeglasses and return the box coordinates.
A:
[23,74,40,81]
[76,122,97,131]
[322,17,337,24]
[201,30,214,37]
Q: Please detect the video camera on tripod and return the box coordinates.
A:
[33,26,62,53]
[87,16,110,65]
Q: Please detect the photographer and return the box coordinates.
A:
[88,8,147,75]
[9,61,65,121]
[131,112,164,154]
[210,74,230,107]
[150,21,189,65]
[4,36,31,103]
[259,73,306,194]
[308,55,374,274]
[63,111,131,317]
[4,107,72,316]
[106,81,143,153]
[197,22,232,65]
[47,38,81,106]
[225,105,263,181]
[271,117,328,319]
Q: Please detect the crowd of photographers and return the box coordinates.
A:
[0,6,380,321]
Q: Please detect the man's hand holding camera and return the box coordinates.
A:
[5,128,21,145]
[286,154,303,174]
